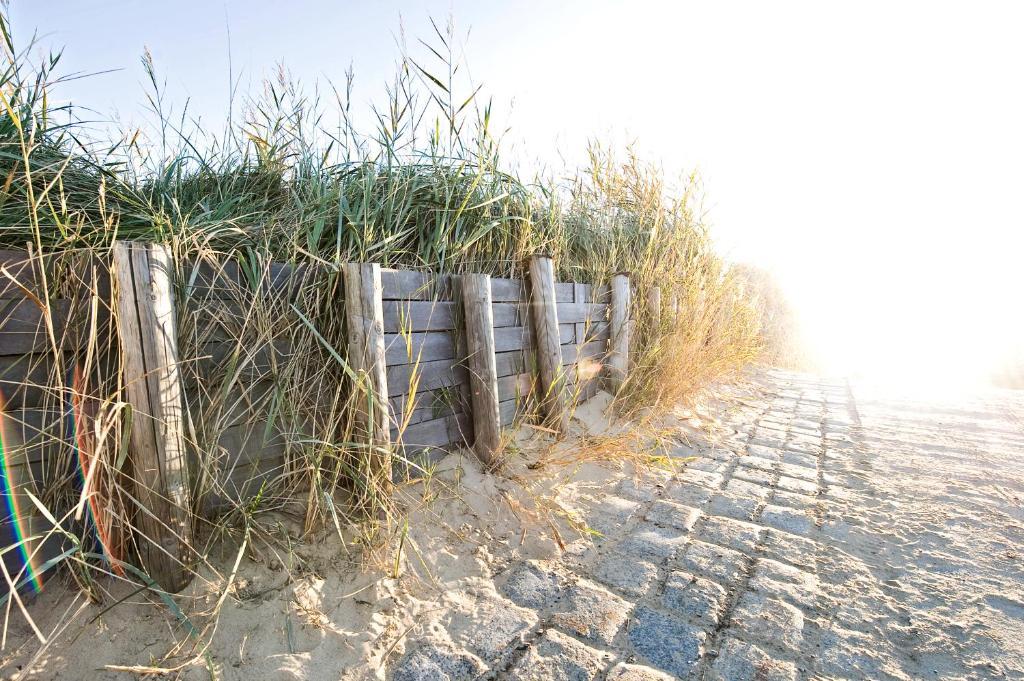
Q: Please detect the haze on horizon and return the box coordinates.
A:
[12,0,1024,386]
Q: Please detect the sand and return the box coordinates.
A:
[0,390,705,680]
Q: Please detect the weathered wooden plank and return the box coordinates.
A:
[0,354,66,409]
[386,358,468,397]
[608,273,631,392]
[490,277,524,302]
[380,269,453,301]
[394,412,471,449]
[389,388,465,429]
[383,300,520,332]
[492,324,573,352]
[178,260,243,298]
[586,321,611,342]
[467,277,568,303]
[112,241,192,592]
[179,260,322,301]
[185,378,285,431]
[528,256,568,433]
[344,262,392,491]
[188,339,296,383]
[264,262,319,298]
[497,373,534,403]
[554,282,574,302]
[2,407,66,465]
[461,273,501,465]
[179,299,295,345]
[574,283,587,350]
[201,423,289,512]
[382,300,456,332]
[0,299,78,355]
[560,341,607,365]
[554,302,609,324]
[495,350,528,378]
[494,326,529,353]
[0,251,47,299]
[208,421,289,467]
[383,331,456,366]
[498,399,517,427]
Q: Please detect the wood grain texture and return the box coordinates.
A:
[393,412,471,457]
[528,255,568,433]
[386,358,468,397]
[0,299,83,355]
[112,241,192,592]
[461,273,501,466]
[384,331,456,366]
[554,302,609,324]
[608,273,631,393]
[389,387,465,429]
[380,269,453,301]
[343,262,392,489]
[383,300,520,332]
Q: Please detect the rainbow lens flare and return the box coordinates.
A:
[69,366,124,576]
[0,389,45,596]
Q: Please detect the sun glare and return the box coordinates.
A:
[787,231,1022,393]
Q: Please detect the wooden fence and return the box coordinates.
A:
[0,247,646,592]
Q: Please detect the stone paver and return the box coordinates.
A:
[387,370,1024,680]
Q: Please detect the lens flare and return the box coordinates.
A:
[0,389,44,595]
[69,365,124,576]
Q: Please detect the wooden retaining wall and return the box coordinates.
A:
[0,247,643,592]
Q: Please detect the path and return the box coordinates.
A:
[392,370,1024,680]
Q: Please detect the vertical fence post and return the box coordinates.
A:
[608,272,632,393]
[647,285,662,331]
[669,292,680,328]
[343,263,392,494]
[112,241,191,592]
[528,254,569,434]
[461,273,502,466]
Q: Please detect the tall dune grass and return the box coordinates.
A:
[0,10,787,661]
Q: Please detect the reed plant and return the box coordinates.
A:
[0,10,789,668]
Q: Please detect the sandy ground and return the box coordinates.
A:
[2,370,1024,680]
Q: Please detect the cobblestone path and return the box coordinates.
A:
[393,370,1024,680]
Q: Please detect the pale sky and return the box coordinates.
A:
[12,1,1024,383]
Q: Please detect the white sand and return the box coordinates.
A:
[0,390,704,680]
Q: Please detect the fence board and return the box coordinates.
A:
[561,341,607,365]
[495,350,529,378]
[190,339,296,380]
[383,331,455,366]
[554,302,609,324]
[0,251,44,299]
[186,379,287,431]
[497,373,533,403]
[499,399,517,427]
[380,270,453,301]
[394,412,471,449]
[180,260,322,301]
[390,387,465,429]
[386,358,468,397]
[383,300,520,332]
[0,300,79,355]
[0,354,70,409]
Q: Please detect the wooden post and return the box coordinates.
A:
[669,292,680,328]
[343,263,392,493]
[461,273,501,466]
[647,286,662,331]
[112,241,191,592]
[527,255,569,434]
[608,272,632,393]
